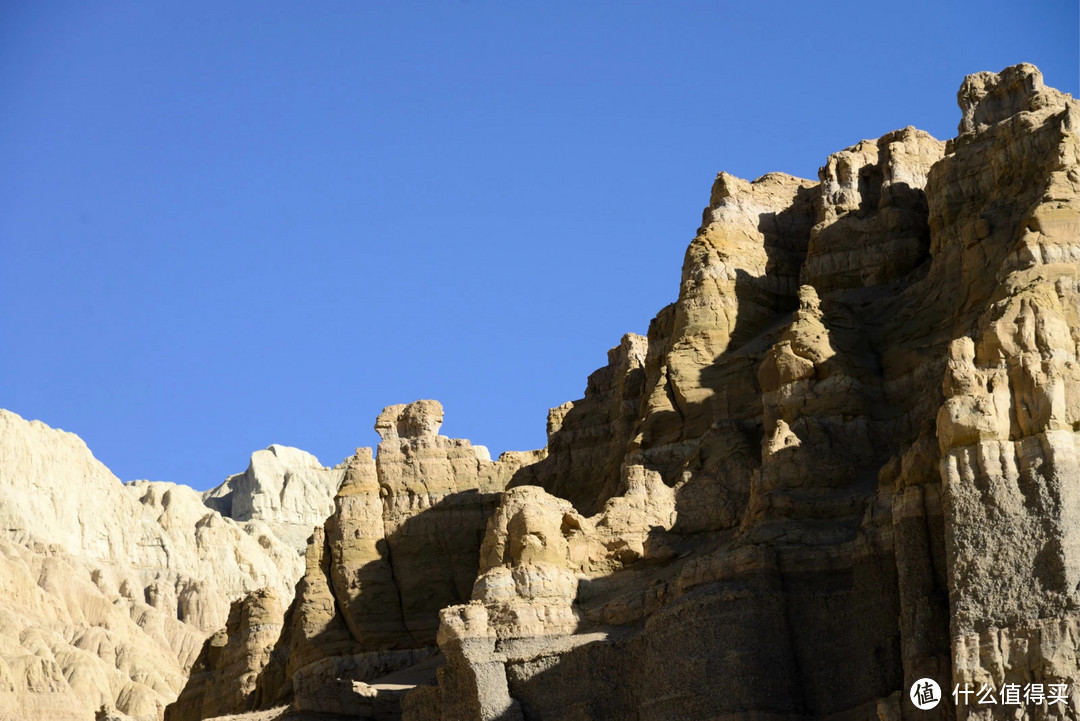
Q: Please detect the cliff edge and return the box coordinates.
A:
[172,62,1078,721]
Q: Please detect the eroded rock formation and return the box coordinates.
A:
[202,445,347,553]
[0,410,346,720]
[165,399,541,721]
[170,63,1077,721]
[3,61,1077,721]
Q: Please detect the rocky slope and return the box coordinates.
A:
[165,63,1078,721]
[0,410,347,720]
[167,401,544,720]
[2,62,1076,721]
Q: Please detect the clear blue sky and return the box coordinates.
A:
[2,2,1077,491]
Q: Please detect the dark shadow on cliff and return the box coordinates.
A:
[506,350,647,517]
[237,489,502,715]
[496,177,953,718]
[505,516,908,720]
[381,488,503,645]
[505,183,816,520]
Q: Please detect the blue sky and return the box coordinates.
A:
[2,1,1077,490]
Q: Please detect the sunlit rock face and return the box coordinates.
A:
[6,61,1078,721]
[158,64,1079,721]
[165,399,541,721]
[417,63,1075,721]
[202,444,347,553]
[0,409,346,720]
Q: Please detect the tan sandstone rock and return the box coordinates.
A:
[401,63,1079,721]
[153,63,1080,721]
[0,410,345,720]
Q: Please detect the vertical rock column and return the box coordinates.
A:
[375,400,512,646]
[933,64,1080,720]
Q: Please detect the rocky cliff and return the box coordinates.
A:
[3,62,1077,721]
[0,410,347,720]
[165,63,1077,721]
[167,400,543,720]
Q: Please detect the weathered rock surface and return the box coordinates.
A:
[156,63,1080,721]
[203,446,347,553]
[166,400,538,721]
[405,63,1073,721]
[0,409,346,720]
[160,64,1078,721]
[9,62,1079,721]
[169,589,286,721]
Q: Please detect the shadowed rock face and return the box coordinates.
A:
[411,63,1074,721]
[165,400,540,721]
[17,62,1075,721]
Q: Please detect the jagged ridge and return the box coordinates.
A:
[2,61,1077,721]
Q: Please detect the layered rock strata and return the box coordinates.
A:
[166,400,541,720]
[279,63,1077,721]
[202,445,347,552]
[16,61,1078,721]
[0,410,346,720]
